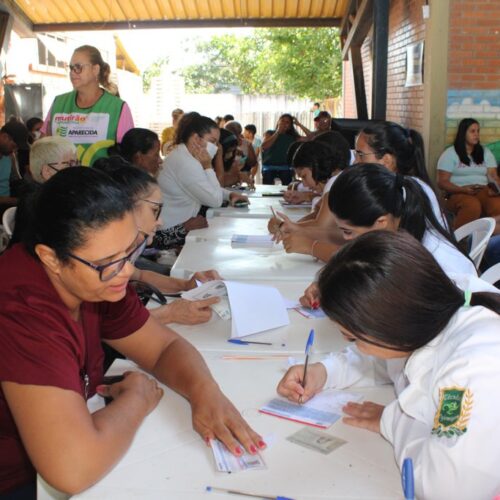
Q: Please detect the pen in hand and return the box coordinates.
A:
[299,329,315,404]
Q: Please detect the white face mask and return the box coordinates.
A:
[33,131,42,140]
[206,141,218,159]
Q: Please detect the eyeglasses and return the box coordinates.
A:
[67,235,148,282]
[68,63,93,74]
[140,199,163,221]
[46,159,81,173]
[355,150,378,159]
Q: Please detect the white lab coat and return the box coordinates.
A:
[381,306,500,499]
[319,275,500,499]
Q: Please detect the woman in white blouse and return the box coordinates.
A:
[158,112,248,229]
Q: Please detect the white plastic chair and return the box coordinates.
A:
[1,206,16,237]
[481,263,500,285]
[454,217,495,268]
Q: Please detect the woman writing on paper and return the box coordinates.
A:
[0,168,265,498]
[278,230,500,499]
[284,163,475,275]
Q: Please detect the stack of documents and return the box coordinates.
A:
[231,234,275,248]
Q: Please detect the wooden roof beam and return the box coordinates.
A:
[31,17,341,32]
[340,0,372,61]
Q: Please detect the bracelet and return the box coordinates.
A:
[311,240,319,260]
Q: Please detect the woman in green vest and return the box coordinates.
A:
[42,45,134,166]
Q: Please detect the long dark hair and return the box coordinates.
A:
[175,112,217,145]
[278,114,300,138]
[318,230,500,352]
[361,121,433,188]
[329,163,466,255]
[219,128,238,172]
[111,128,159,163]
[291,141,340,183]
[24,167,132,261]
[93,156,158,202]
[453,118,484,166]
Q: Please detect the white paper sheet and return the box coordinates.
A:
[182,280,290,338]
[224,281,290,338]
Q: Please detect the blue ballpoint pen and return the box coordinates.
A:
[206,485,294,500]
[228,339,273,346]
[301,329,315,391]
[402,458,415,500]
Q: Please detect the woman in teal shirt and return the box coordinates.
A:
[261,113,299,185]
[437,118,500,229]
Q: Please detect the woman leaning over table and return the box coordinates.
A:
[278,230,500,500]
[42,45,134,166]
[437,117,500,229]
[0,167,264,498]
[111,128,207,250]
[94,159,221,325]
[157,112,248,229]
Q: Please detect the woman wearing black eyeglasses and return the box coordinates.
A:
[41,45,134,166]
[0,167,265,499]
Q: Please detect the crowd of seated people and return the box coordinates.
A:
[1,58,500,500]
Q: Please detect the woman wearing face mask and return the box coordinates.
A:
[278,231,500,500]
[95,161,222,325]
[157,112,248,230]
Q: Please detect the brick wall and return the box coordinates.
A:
[342,60,356,118]
[342,0,426,129]
[385,0,426,130]
[446,0,500,161]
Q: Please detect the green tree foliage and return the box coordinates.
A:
[142,56,169,92]
[181,28,342,100]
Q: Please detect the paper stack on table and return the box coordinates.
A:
[231,234,276,248]
[182,280,290,337]
[210,439,267,473]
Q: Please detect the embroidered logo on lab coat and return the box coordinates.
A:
[432,387,473,438]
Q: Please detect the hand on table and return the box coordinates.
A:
[299,282,320,309]
[97,371,163,415]
[191,385,266,456]
[283,191,309,204]
[229,193,250,206]
[277,362,327,404]
[342,401,385,433]
[183,215,208,232]
[152,297,219,325]
[187,269,222,289]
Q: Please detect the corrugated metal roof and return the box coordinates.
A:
[12,0,349,31]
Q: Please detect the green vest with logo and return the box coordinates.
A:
[50,90,124,166]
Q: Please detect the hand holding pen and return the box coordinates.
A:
[298,329,315,404]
